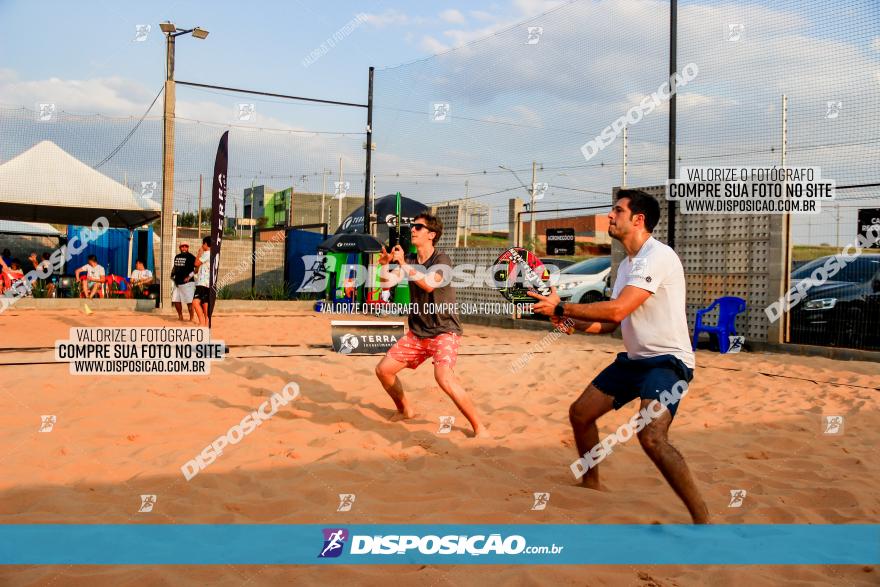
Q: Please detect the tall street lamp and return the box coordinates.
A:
[158,21,208,307]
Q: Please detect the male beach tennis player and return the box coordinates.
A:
[529,189,709,523]
[375,213,488,438]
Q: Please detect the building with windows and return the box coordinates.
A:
[242,185,361,230]
[243,185,274,222]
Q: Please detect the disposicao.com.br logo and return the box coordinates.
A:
[317,528,563,558]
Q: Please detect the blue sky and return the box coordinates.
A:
[0,0,541,113]
[0,0,878,241]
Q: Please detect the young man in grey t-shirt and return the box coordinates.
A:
[375,213,487,438]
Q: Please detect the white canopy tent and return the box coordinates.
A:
[0,220,62,237]
[0,140,160,227]
[0,141,161,272]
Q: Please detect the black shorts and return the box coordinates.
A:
[194,286,210,303]
[591,352,694,418]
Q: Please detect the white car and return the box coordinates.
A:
[550,256,611,304]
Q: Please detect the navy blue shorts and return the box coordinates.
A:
[591,353,694,418]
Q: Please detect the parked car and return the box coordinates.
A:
[540,257,576,272]
[552,256,611,304]
[789,253,880,347]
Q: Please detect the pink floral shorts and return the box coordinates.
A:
[387,331,460,369]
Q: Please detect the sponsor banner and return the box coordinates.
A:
[0,525,876,565]
[858,208,880,249]
[330,320,405,354]
[209,131,229,327]
[546,228,575,256]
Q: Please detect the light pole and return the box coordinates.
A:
[249,176,256,239]
[159,21,208,307]
[500,163,539,248]
[319,169,330,228]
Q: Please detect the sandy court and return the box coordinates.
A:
[0,308,878,585]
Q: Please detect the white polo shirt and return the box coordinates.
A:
[130,268,153,282]
[611,236,695,369]
[79,263,105,282]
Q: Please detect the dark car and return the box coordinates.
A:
[789,253,880,347]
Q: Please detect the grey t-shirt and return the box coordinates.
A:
[406,250,462,338]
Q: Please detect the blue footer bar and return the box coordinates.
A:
[0,524,877,565]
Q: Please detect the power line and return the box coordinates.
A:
[176,81,367,109]
[546,184,609,196]
[94,85,164,169]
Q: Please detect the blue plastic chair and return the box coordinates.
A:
[692,296,747,353]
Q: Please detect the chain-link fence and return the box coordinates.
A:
[2,1,877,345]
[370,0,879,349]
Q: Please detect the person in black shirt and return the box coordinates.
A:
[375,213,487,438]
[171,243,196,321]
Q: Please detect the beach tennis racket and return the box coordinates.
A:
[492,247,553,304]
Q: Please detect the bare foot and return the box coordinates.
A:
[389,408,417,422]
[471,428,490,439]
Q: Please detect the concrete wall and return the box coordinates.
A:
[612,185,789,343]
[445,247,508,316]
[434,204,463,249]
[213,237,286,294]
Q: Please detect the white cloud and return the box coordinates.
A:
[413,0,875,113]
[440,9,467,25]
[420,35,450,54]
[620,90,738,113]
[0,71,303,131]
[676,92,739,111]
[470,10,496,22]
[871,36,880,52]
[512,0,568,18]
[419,0,571,57]
[485,105,544,127]
[0,71,155,116]
[360,9,411,28]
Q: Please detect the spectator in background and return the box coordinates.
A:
[129,259,153,298]
[1,249,12,266]
[171,243,196,321]
[192,237,211,326]
[0,256,26,294]
[30,252,55,297]
[75,255,105,298]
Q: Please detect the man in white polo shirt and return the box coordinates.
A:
[75,255,106,299]
[530,189,709,524]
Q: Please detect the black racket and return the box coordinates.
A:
[492,247,553,304]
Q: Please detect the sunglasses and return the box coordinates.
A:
[410,223,428,231]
